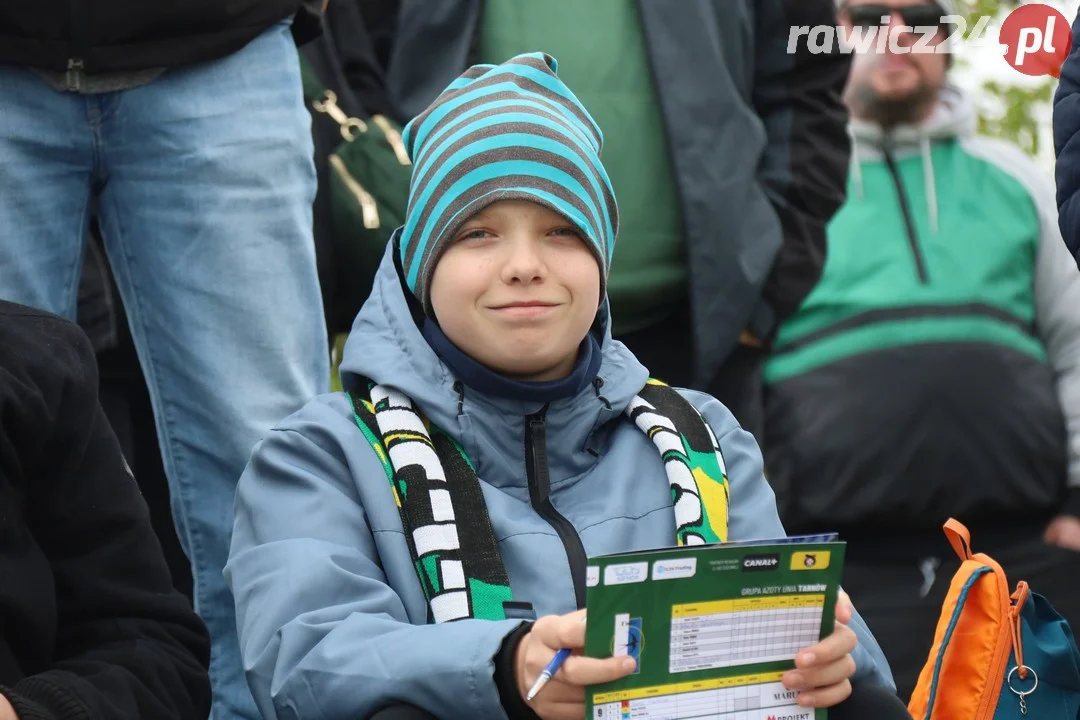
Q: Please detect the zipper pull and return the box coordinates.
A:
[1009,581,1030,678]
[66,58,84,92]
[1006,581,1038,715]
[881,128,894,153]
[528,415,546,442]
[372,115,412,166]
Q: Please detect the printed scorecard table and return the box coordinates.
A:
[591,671,812,720]
[668,595,825,674]
[584,535,844,720]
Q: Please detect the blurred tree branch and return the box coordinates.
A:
[960,0,1012,20]
[954,0,1057,156]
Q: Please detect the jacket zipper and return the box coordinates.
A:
[525,408,588,609]
[882,146,929,283]
[975,596,1016,718]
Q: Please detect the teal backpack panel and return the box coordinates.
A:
[993,592,1080,719]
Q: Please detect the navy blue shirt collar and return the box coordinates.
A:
[421,318,602,403]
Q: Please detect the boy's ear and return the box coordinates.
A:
[392,230,429,331]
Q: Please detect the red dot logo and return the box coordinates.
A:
[1000,3,1072,77]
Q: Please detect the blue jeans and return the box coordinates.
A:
[0,19,329,720]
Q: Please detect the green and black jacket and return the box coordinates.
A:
[763,85,1080,539]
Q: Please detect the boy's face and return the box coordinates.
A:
[429,199,601,382]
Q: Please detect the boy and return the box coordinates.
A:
[227,53,903,720]
[0,300,212,720]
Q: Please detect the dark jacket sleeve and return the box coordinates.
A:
[0,312,211,720]
[493,624,542,720]
[1053,10,1080,270]
[1066,487,1080,518]
[291,0,327,46]
[355,0,400,74]
[329,0,396,118]
[385,0,481,122]
[749,0,853,336]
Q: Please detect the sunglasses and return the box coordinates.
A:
[844,3,945,29]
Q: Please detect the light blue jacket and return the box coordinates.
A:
[226,243,895,720]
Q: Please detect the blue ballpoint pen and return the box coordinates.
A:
[525,615,587,701]
[525,646,573,701]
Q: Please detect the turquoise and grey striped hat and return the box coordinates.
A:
[397,52,619,313]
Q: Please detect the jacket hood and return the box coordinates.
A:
[338,232,650,489]
[848,83,975,233]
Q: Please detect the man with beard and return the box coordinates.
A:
[761,0,1080,700]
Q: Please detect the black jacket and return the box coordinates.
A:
[0,0,322,74]
[0,301,212,720]
[386,0,852,386]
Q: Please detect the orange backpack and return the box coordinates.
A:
[907,519,1080,719]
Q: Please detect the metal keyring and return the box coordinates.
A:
[1002,669,1036,699]
[1008,665,1039,713]
[1008,665,1039,695]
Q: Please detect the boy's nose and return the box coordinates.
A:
[502,237,547,284]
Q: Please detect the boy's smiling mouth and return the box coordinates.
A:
[488,300,562,319]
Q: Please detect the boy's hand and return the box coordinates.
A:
[517,609,637,720]
[782,590,859,708]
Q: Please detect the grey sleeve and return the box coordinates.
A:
[963,137,1080,492]
[1033,196,1080,491]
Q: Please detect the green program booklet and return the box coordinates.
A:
[584,535,845,720]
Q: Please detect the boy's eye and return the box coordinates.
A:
[548,227,583,240]
[457,228,494,242]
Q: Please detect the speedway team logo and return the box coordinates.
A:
[787,3,1072,77]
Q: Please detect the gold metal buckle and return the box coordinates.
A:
[312,90,368,142]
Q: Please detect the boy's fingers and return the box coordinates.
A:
[529,616,562,651]
[797,679,853,708]
[543,702,589,720]
[563,655,637,686]
[553,610,587,648]
[531,611,586,651]
[796,623,858,668]
[835,590,854,625]
[527,680,582,707]
[784,654,857,691]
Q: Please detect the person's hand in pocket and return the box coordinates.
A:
[0,694,17,720]
[1045,515,1080,551]
[782,590,859,708]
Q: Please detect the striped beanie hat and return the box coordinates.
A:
[397,52,619,313]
